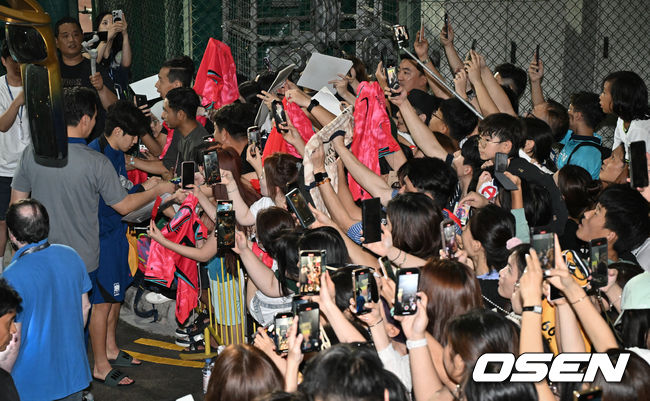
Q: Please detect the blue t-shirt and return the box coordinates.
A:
[3,239,92,400]
[556,130,602,180]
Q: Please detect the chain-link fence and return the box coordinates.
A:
[92,0,186,84]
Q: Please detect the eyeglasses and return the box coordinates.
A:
[478,135,503,146]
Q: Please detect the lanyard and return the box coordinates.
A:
[5,76,23,124]
[18,241,50,258]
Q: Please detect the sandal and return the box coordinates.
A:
[93,368,134,387]
[181,339,206,354]
[109,350,142,367]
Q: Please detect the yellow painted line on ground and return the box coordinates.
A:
[121,349,203,368]
[134,338,185,351]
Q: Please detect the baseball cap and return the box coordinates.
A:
[614,271,650,326]
[407,89,439,125]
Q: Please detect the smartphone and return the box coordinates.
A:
[273,312,293,354]
[573,387,602,401]
[181,161,195,189]
[385,65,400,93]
[134,94,148,108]
[361,198,382,244]
[271,101,287,132]
[379,256,397,282]
[217,200,233,212]
[299,250,325,295]
[216,210,236,249]
[494,152,519,191]
[203,151,221,185]
[394,268,420,316]
[530,228,555,271]
[285,187,316,228]
[629,141,649,188]
[535,44,540,65]
[392,24,409,46]
[247,126,261,155]
[298,302,321,353]
[112,9,123,23]
[443,13,449,39]
[440,219,458,258]
[471,39,477,51]
[353,267,378,314]
[589,238,608,289]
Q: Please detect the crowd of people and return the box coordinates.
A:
[0,9,649,401]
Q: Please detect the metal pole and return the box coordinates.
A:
[398,46,484,120]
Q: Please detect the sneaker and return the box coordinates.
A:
[175,333,204,347]
[82,390,94,401]
[175,327,190,338]
[145,292,173,304]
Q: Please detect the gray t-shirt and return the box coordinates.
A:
[12,142,127,272]
[162,124,209,173]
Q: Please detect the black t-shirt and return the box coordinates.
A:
[240,144,256,175]
[60,58,115,142]
[0,367,20,401]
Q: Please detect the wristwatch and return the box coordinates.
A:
[314,172,329,183]
[522,305,542,314]
[307,98,320,113]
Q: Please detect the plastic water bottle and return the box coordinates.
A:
[202,358,213,394]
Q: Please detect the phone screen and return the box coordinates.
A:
[392,24,409,45]
[299,251,324,295]
[379,256,397,282]
[629,141,649,188]
[495,152,508,173]
[385,66,400,91]
[354,268,372,314]
[203,151,221,185]
[535,44,540,65]
[531,230,555,271]
[589,238,608,288]
[216,210,235,249]
[274,313,293,353]
[286,188,315,228]
[298,304,320,353]
[271,101,287,132]
[395,269,419,315]
[471,39,477,51]
[181,161,195,189]
[443,13,449,38]
[217,200,233,212]
[440,219,458,257]
[362,198,382,244]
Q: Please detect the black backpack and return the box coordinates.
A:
[566,140,611,164]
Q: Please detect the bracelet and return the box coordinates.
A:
[420,57,430,64]
[306,98,320,113]
[390,249,402,263]
[315,178,331,187]
[398,252,407,267]
[406,338,427,350]
[368,318,384,328]
[570,295,587,305]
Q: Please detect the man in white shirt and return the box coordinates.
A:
[0,41,30,268]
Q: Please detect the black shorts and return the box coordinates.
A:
[0,176,12,220]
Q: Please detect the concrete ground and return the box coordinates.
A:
[87,300,206,401]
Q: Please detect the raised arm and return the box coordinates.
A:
[528,55,545,107]
[477,52,516,116]
[148,220,218,262]
[439,19,464,76]
[233,232,283,297]
[221,169,256,226]
[415,29,452,99]
[465,52,499,116]
[390,88,448,160]
[331,136,393,206]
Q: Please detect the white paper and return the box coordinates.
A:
[297,53,353,93]
[255,64,297,128]
[176,395,195,401]
[129,74,160,101]
[312,86,342,116]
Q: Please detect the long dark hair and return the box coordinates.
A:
[468,204,515,271]
[557,165,601,219]
[298,227,351,267]
[387,193,442,260]
[264,153,301,201]
[93,11,123,60]
[419,259,483,345]
[603,71,650,121]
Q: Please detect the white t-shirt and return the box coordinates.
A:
[0,75,31,177]
[249,196,276,219]
[612,117,650,161]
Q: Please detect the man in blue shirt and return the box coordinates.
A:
[1,199,92,400]
[555,92,606,179]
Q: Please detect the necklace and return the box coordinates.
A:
[482,295,521,323]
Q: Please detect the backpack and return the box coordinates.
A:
[566,140,612,164]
